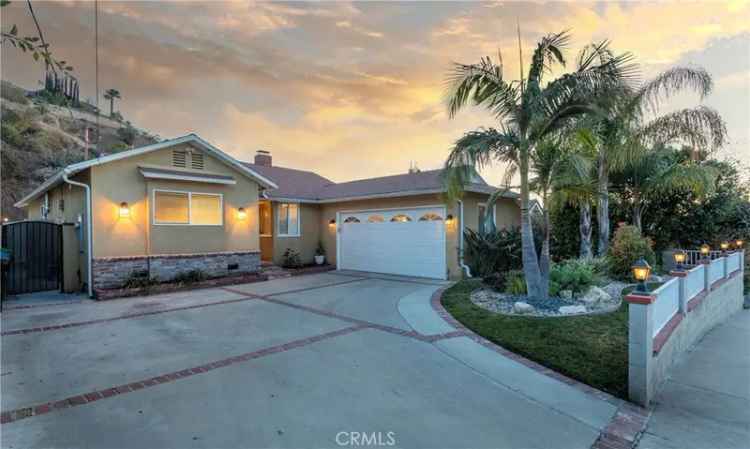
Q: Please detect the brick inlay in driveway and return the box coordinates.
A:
[0,324,367,425]
[1,277,369,337]
[221,286,467,343]
[1,295,258,336]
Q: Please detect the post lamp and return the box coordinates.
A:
[673,250,687,271]
[720,241,730,254]
[700,244,711,261]
[735,239,743,250]
[631,258,651,293]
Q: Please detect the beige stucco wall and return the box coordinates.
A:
[270,202,321,264]
[87,143,260,258]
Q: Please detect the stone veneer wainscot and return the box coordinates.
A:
[92,251,261,290]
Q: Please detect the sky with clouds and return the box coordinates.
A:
[2,1,749,185]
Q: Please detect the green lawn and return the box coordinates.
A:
[441,280,629,399]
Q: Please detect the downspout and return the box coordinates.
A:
[62,171,93,298]
[457,200,472,278]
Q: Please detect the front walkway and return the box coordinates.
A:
[638,310,750,449]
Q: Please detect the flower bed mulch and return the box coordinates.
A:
[286,264,335,276]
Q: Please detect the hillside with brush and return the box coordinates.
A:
[1,81,159,220]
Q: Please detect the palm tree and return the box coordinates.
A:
[551,128,599,258]
[586,67,726,255]
[103,88,121,117]
[443,32,635,299]
[612,146,718,232]
[530,137,594,269]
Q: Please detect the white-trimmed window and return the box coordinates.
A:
[153,190,223,226]
[277,203,300,236]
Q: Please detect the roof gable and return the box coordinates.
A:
[15,134,277,207]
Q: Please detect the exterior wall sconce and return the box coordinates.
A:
[673,250,686,271]
[445,214,454,225]
[329,218,336,226]
[237,207,247,220]
[118,202,130,219]
[631,258,651,293]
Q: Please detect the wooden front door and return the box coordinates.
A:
[259,202,273,261]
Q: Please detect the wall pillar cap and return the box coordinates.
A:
[624,293,656,304]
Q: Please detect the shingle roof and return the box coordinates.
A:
[242,164,518,203]
[242,163,334,201]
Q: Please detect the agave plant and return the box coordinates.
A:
[443,31,636,299]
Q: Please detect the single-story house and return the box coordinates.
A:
[15,133,520,296]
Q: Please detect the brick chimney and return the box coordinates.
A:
[254,150,272,166]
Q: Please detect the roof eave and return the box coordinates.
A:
[264,186,519,204]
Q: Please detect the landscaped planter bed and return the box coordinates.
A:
[287,264,335,276]
[94,273,268,300]
[469,281,626,317]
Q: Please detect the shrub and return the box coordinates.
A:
[282,248,303,269]
[173,269,208,284]
[464,227,523,277]
[482,271,506,291]
[504,270,527,295]
[1,81,29,105]
[549,259,600,297]
[606,224,656,280]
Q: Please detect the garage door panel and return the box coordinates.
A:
[339,207,446,279]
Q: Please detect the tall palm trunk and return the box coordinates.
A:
[519,149,545,299]
[109,98,114,117]
[579,202,593,259]
[633,200,643,231]
[596,151,610,256]
[540,191,551,284]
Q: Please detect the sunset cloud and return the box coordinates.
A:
[2,1,747,186]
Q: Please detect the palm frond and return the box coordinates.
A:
[528,46,637,141]
[647,161,718,198]
[629,66,712,115]
[636,106,727,151]
[442,128,519,200]
[526,30,570,90]
[444,55,520,120]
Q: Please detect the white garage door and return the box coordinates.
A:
[337,206,447,279]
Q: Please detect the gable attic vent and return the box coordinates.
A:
[191,152,204,170]
[172,149,187,168]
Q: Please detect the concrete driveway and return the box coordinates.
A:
[1,272,619,449]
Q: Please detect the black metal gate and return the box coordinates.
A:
[1,221,62,295]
